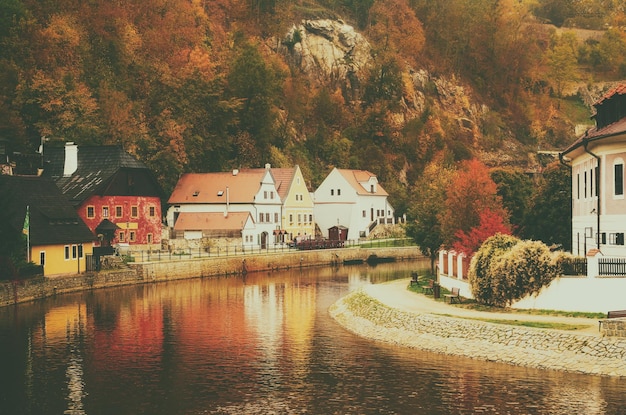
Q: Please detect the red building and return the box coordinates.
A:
[43,143,164,249]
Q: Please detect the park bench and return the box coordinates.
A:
[410,272,420,286]
[444,287,461,304]
[598,309,626,331]
[422,279,434,295]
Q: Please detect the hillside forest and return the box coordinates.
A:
[1,0,626,255]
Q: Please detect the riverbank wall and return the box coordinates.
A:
[0,246,421,307]
[329,289,626,378]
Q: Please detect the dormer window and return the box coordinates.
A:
[193,191,200,197]
[217,190,224,197]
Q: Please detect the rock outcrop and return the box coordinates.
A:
[283,19,371,92]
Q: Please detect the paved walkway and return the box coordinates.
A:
[362,278,601,335]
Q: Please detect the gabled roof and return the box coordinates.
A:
[173,212,252,231]
[168,171,266,204]
[336,169,389,196]
[241,166,299,200]
[42,145,162,204]
[0,175,95,246]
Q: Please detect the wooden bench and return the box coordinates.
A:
[599,309,626,330]
[444,287,461,304]
[421,279,434,295]
[409,272,420,286]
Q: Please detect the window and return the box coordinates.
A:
[119,231,125,242]
[265,213,270,222]
[597,232,607,245]
[584,171,587,198]
[40,251,45,267]
[87,206,95,219]
[331,189,334,196]
[595,166,599,196]
[309,214,313,223]
[371,184,375,193]
[147,233,153,244]
[72,245,77,259]
[259,213,264,223]
[610,233,625,245]
[64,245,70,260]
[102,206,109,218]
[298,214,302,224]
[129,231,136,242]
[576,173,580,200]
[149,206,156,217]
[297,177,301,185]
[289,214,293,224]
[78,245,83,258]
[115,206,123,217]
[615,162,624,196]
[274,213,279,223]
[264,191,268,199]
[270,191,274,199]
[337,189,341,196]
[131,206,138,218]
[362,210,366,218]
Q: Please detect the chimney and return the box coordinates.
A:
[232,169,239,176]
[63,142,78,177]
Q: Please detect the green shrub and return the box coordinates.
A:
[469,235,562,307]
[468,233,520,306]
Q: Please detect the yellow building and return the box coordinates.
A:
[1,175,95,277]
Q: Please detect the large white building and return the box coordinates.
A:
[561,84,626,257]
[313,168,395,240]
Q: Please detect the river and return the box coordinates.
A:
[0,260,624,414]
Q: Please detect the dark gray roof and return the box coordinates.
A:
[0,175,95,246]
[42,145,163,204]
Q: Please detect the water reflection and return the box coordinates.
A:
[0,261,625,414]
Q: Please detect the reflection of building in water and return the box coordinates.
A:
[32,303,88,415]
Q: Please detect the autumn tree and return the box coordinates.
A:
[406,158,455,273]
[452,208,512,255]
[546,31,579,101]
[440,158,510,248]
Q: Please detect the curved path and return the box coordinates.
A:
[330,278,626,377]
[363,278,600,335]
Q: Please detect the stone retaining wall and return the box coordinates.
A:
[330,290,626,378]
[0,246,420,307]
[600,319,626,337]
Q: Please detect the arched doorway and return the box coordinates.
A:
[261,231,268,249]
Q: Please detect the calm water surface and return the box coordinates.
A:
[0,261,625,415]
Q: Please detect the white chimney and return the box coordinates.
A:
[63,142,78,177]
[232,169,239,176]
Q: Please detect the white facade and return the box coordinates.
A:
[314,168,394,239]
[567,146,626,257]
[167,167,282,249]
[562,85,626,258]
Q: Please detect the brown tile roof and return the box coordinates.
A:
[168,171,265,204]
[337,169,389,196]
[173,212,251,231]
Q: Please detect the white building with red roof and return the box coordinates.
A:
[313,168,395,239]
[167,164,281,249]
[561,84,626,257]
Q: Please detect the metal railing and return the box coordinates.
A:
[599,257,626,276]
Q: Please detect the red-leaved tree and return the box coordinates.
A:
[452,208,512,255]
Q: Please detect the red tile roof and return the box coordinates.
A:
[168,171,265,204]
[241,167,297,200]
[173,212,251,231]
[594,84,626,106]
